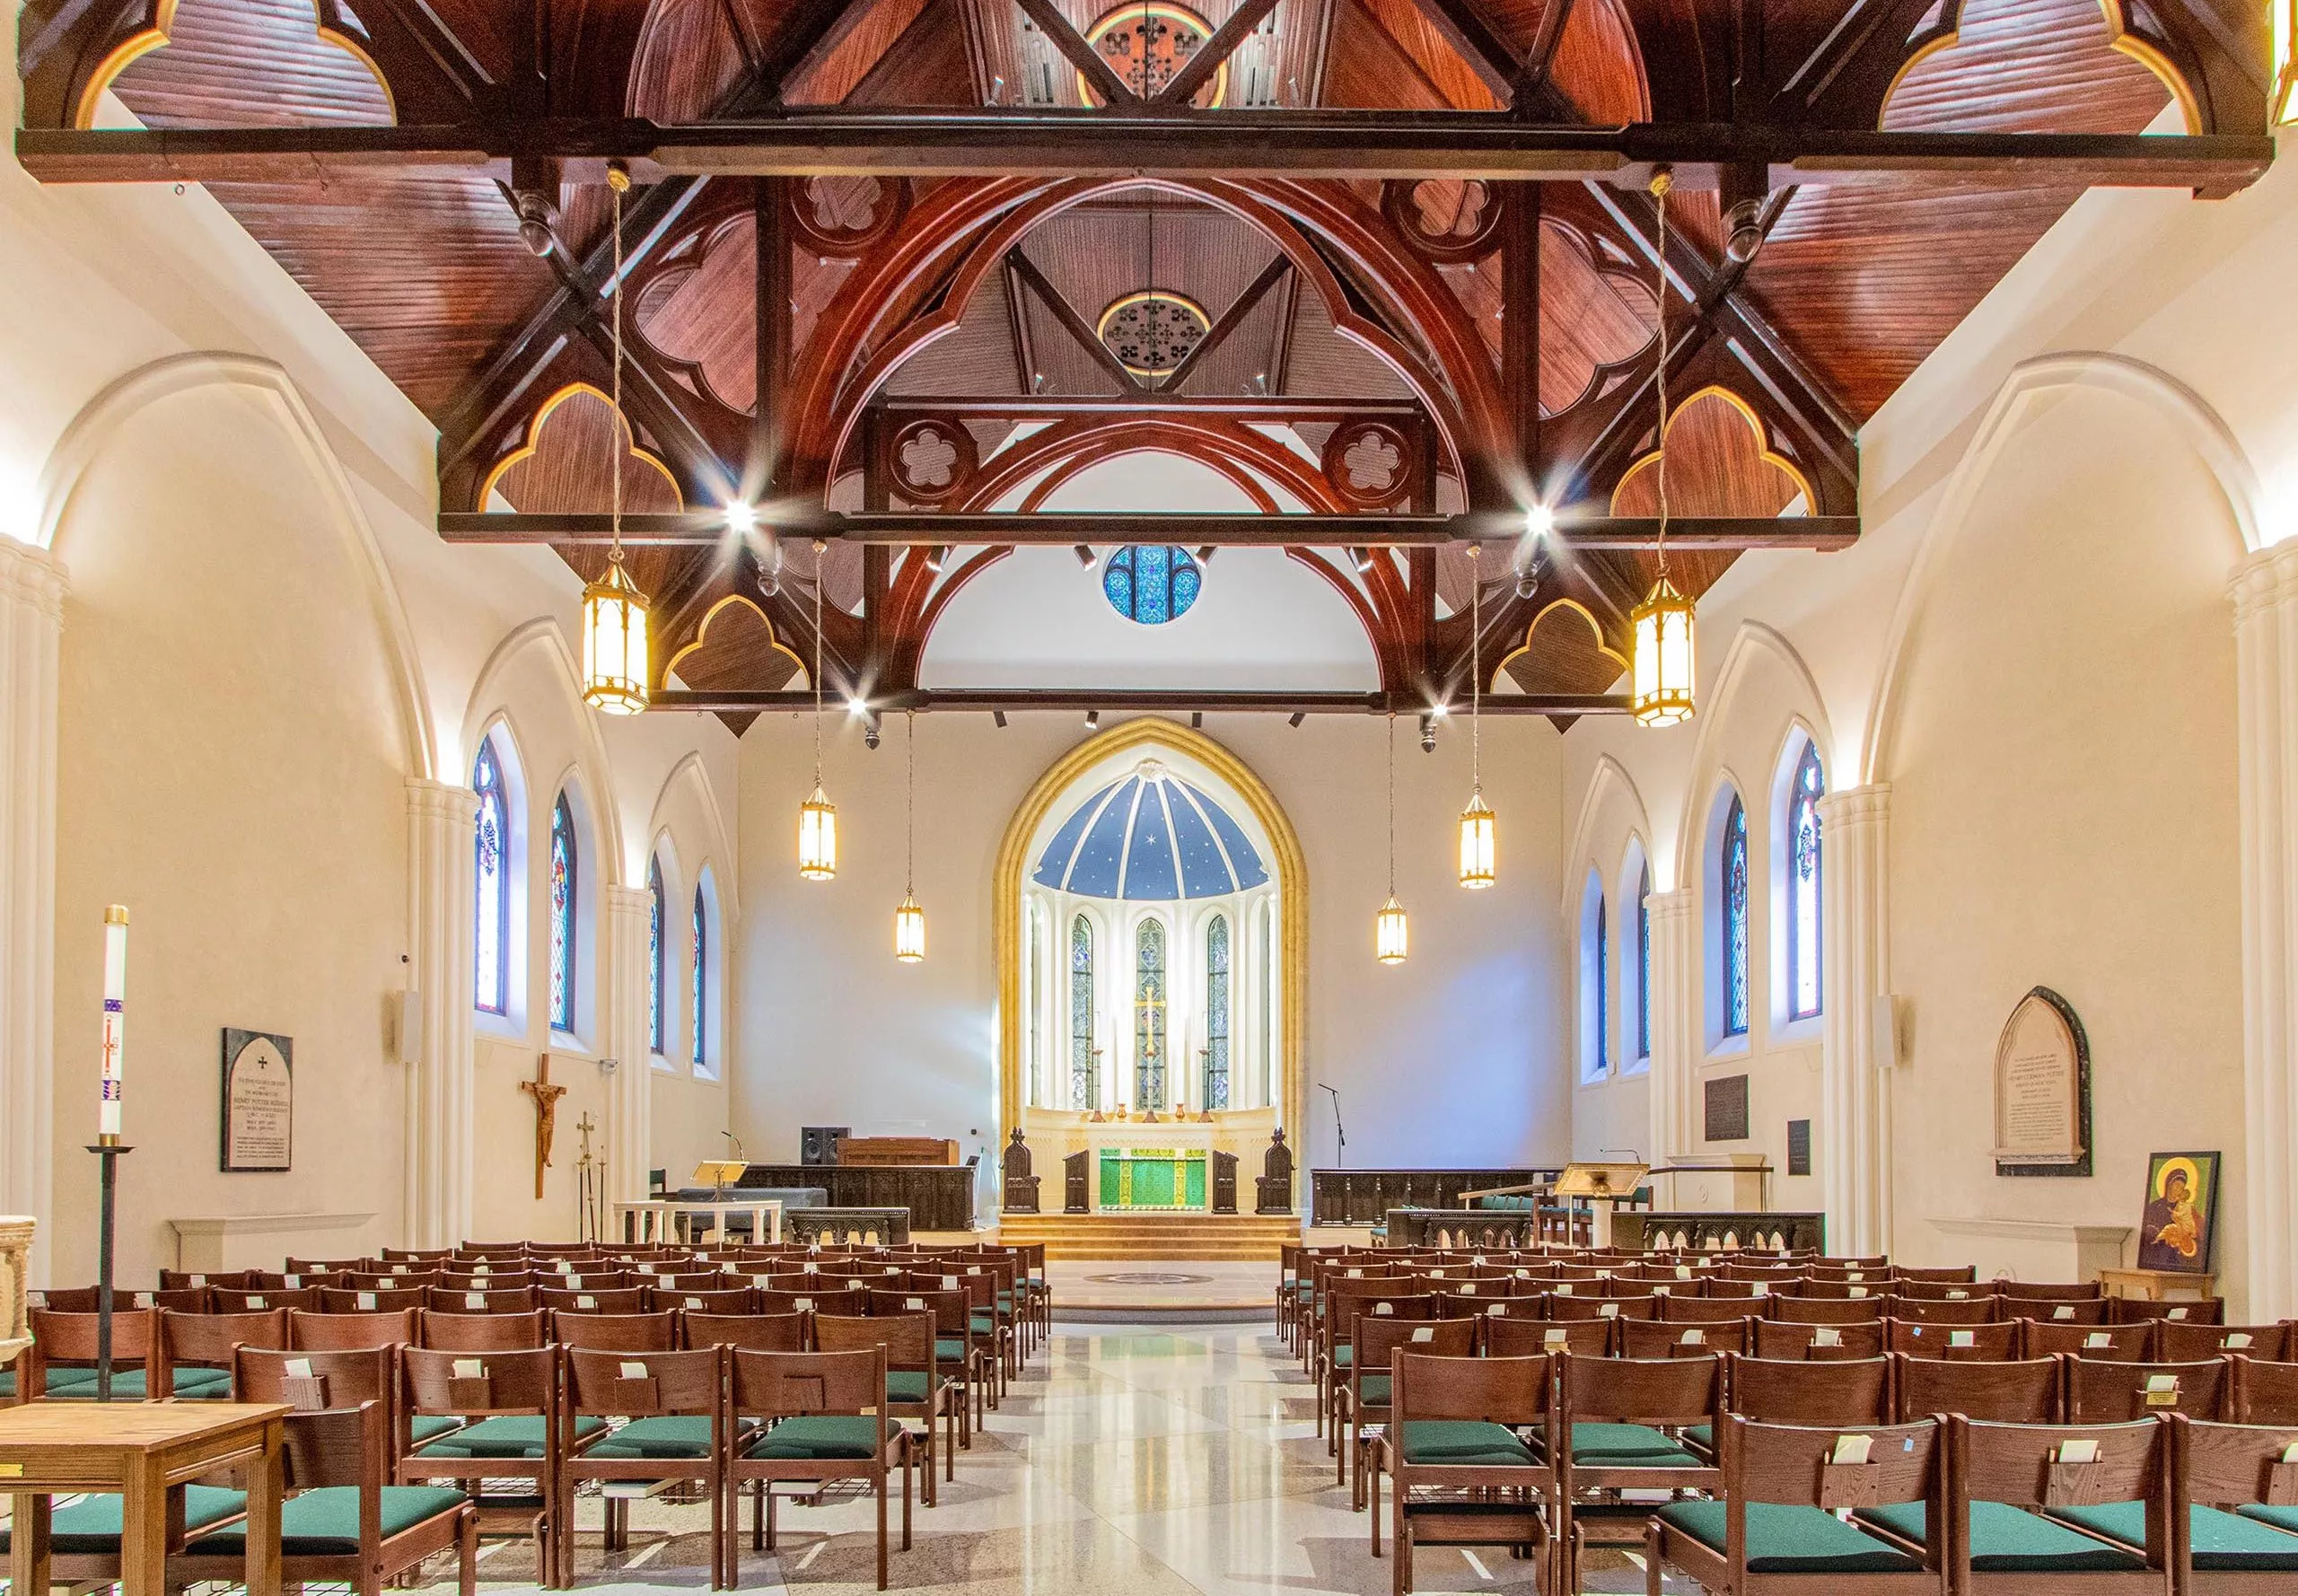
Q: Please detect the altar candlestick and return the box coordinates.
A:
[99,905,127,1144]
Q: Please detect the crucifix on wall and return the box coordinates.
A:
[520,1055,570,1201]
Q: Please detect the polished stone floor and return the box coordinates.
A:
[429,1319,1680,1594]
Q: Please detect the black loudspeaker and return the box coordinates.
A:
[800,1127,850,1166]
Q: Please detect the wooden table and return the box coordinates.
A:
[2,1400,287,1596]
[613,1197,782,1245]
[2098,1266,2219,1302]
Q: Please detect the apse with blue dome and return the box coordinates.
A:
[1033,759,1268,900]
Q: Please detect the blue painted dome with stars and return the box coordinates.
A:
[1032,759,1268,900]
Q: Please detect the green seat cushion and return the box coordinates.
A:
[416,1415,606,1459]
[409,1415,461,1444]
[934,1337,969,1363]
[189,1487,466,1557]
[585,1416,716,1460]
[2241,1505,2298,1538]
[747,1416,888,1460]
[1331,1346,1353,1368]
[886,1371,931,1403]
[45,1366,230,1400]
[0,1369,12,1399]
[969,1314,996,1334]
[1659,1501,1919,1574]
[2057,1503,2298,1569]
[1571,1422,1706,1468]
[1856,1502,2145,1573]
[1686,1423,1714,1451]
[1398,1420,1538,1468]
[1356,1374,1392,1406]
[1,1486,246,1555]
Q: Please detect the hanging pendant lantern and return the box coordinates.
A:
[894,893,926,961]
[1457,790,1495,889]
[581,162,651,715]
[1457,542,1495,887]
[797,539,838,880]
[1632,166,1697,730]
[1375,894,1409,964]
[893,711,924,960]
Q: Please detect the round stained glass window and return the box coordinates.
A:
[1102,544,1203,626]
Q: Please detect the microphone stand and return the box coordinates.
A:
[1319,1083,1346,1170]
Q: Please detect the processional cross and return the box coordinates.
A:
[520,1055,570,1200]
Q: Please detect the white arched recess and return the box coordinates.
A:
[1,353,436,1280]
[643,753,739,1206]
[1563,757,1659,1163]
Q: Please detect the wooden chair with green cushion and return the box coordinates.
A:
[814,1311,954,1502]
[0,1484,249,1581]
[1896,1280,1995,1303]
[1753,1318,1889,1362]
[290,1305,421,1350]
[1377,1350,1550,1592]
[1552,1349,1725,1593]
[1486,1315,1611,1359]
[2110,1296,2227,1328]
[353,1269,446,1292]
[1646,1416,1946,1596]
[1343,1315,1475,1504]
[1545,1291,1655,1324]
[1320,1287,1434,1443]
[318,1285,428,1314]
[213,1285,320,1312]
[420,1310,547,1352]
[878,1286,984,1444]
[399,1344,592,1588]
[1798,1280,1894,1303]
[1771,1295,1887,1326]
[172,1401,477,1596]
[725,1346,913,1591]
[159,1270,249,1293]
[1896,1296,2004,1326]
[1891,1355,2062,1424]
[1888,1319,2022,1362]
[2000,1282,2105,1303]
[2025,1322,2156,1362]
[659,1285,756,1315]
[558,1345,738,1587]
[159,1306,290,1397]
[2166,1324,2291,1364]
[1620,1316,1753,1358]
[537,1286,649,1317]
[238,1344,447,1451]
[427,1285,540,1316]
[1855,1416,2171,1593]
[2235,1358,2298,1425]
[1899,1266,1980,1285]
[551,1311,679,1353]
[1705,1354,1892,1459]
[2065,1357,2229,1423]
[2162,1414,2298,1590]
[925,1269,1006,1407]
[22,1306,169,1399]
[1662,1294,1767,1326]
[683,1311,806,1354]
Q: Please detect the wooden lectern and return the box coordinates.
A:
[1552,1161,1650,1248]
[692,1160,749,1198]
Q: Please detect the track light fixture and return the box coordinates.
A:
[726,499,759,536]
[1288,711,1305,728]
[1419,713,1436,753]
[1074,544,1098,569]
[1349,546,1374,574]
[1084,709,1101,732]
[1195,545,1216,565]
[924,545,949,574]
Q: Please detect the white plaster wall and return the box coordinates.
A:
[734,711,1571,1182]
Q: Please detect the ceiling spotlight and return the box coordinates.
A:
[756,566,782,599]
[1349,547,1374,574]
[726,499,759,536]
[1525,502,1556,539]
[1084,709,1101,732]
[1420,712,1437,752]
[924,545,950,574]
[863,720,881,750]
[1288,711,1306,728]
[1430,701,1451,718]
[1515,570,1539,601]
[847,697,870,717]
[1195,545,1216,565]
[1074,544,1098,570]
[993,710,1008,729]
[1191,712,1203,729]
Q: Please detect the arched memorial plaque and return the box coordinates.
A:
[221,1028,294,1172]
[1993,988,2091,1177]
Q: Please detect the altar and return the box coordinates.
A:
[1099,1147,1209,1210]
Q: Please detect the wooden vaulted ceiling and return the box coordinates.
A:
[26,0,2266,727]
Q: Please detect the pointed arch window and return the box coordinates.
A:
[1205,915,1232,1110]
[1069,916,1096,1109]
[690,885,708,1068]
[1722,794,1750,1039]
[1635,863,1653,1063]
[548,794,577,1034]
[472,739,510,1017]
[1135,919,1168,1110]
[646,857,665,1055]
[1786,742,1825,1022]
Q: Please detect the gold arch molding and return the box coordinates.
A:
[75,0,395,128]
[992,715,1308,1150]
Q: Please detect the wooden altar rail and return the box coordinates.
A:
[736,1164,975,1231]
[1611,1211,1827,1253]
[1310,1168,1565,1227]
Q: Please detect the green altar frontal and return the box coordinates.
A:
[1098,1147,1208,1211]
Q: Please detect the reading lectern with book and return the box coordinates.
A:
[1552,1161,1650,1247]
[692,1160,749,1200]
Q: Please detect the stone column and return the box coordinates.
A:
[1645,889,1698,1170]
[1818,785,1893,1258]
[605,885,654,1209]
[0,541,64,1284]
[405,780,477,1250]
[2233,542,2298,1320]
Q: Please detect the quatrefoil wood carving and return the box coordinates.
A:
[1320,417,1418,511]
[786,175,911,258]
[888,417,978,506]
[1381,179,1505,264]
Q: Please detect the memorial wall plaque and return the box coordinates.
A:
[1786,1119,1812,1178]
[1704,1074,1750,1142]
[1992,988,2091,1177]
[221,1028,294,1172]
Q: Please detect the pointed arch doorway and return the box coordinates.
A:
[995,718,1306,1194]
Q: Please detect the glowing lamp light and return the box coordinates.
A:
[1458,790,1496,889]
[1525,502,1556,539]
[580,557,651,715]
[1375,895,1409,965]
[798,785,838,880]
[1629,574,1697,726]
[894,893,926,962]
[725,499,759,536]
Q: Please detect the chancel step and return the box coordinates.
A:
[995,1213,1300,1261]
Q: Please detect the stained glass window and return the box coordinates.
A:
[548,794,576,1034]
[1787,743,1825,1022]
[1102,545,1203,626]
[1069,915,1096,1109]
[691,885,707,1068]
[1596,893,1610,1074]
[1723,794,1750,1039]
[1636,863,1653,1063]
[646,857,665,1055]
[472,739,509,1017]
[1135,919,1167,1109]
[1205,915,1231,1110]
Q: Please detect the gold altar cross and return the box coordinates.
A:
[519,1056,570,1200]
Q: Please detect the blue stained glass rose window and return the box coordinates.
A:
[1103,545,1202,625]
